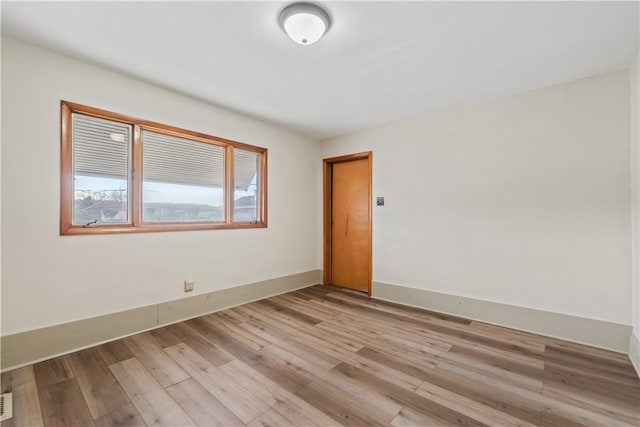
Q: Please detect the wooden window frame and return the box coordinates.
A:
[61,101,267,235]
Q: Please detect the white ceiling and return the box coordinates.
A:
[2,1,638,140]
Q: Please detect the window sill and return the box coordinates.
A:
[61,222,267,235]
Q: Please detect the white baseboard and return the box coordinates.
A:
[630,332,640,376]
[1,270,322,371]
[5,274,631,372]
[372,281,632,353]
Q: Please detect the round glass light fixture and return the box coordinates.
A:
[279,3,330,45]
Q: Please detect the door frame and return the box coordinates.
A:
[323,151,373,295]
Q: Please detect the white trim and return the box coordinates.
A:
[630,332,640,376]
[372,281,632,353]
[0,270,321,371]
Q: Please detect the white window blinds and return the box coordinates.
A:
[142,130,225,188]
[234,148,260,191]
[72,113,131,180]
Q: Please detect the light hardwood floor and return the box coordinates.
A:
[2,284,639,426]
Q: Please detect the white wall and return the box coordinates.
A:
[2,35,635,343]
[322,71,631,325]
[1,37,320,335]
[631,54,640,364]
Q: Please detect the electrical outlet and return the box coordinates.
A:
[184,281,194,293]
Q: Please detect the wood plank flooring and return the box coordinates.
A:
[2,284,639,426]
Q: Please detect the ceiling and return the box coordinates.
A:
[2,1,638,140]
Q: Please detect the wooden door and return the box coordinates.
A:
[324,153,372,293]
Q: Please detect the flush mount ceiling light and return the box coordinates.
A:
[279,2,331,45]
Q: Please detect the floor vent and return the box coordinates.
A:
[0,392,13,421]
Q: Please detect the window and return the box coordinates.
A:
[61,101,267,234]
[71,114,132,225]
[233,148,262,223]
[141,131,225,223]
